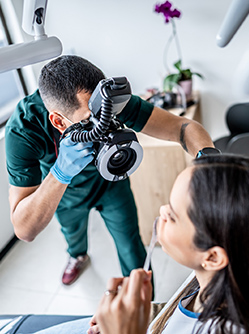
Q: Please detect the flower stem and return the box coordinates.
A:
[171,19,182,65]
[163,19,182,74]
[163,31,174,73]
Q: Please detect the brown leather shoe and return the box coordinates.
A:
[62,255,90,285]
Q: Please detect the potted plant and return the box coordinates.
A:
[163,60,204,98]
[154,1,204,100]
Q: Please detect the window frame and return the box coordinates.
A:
[0,3,29,128]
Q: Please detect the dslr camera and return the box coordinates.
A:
[65,77,143,182]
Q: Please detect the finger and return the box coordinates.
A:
[81,148,94,157]
[106,277,124,292]
[142,285,152,328]
[115,276,129,297]
[76,155,94,169]
[62,135,77,147]
[116,270,151,299]
[128,270,152,325]
[89,314,97,326]
[102,277,125,303]
[87,324,100,334]
[82,141,93,148]
[141,275,153,302]
[143,282,152,314]
[128,269,144,297]
[80,141,93,148]
[64,134,93,148]
[74,142,94,152]
[141,270,152,280]
[127,269,151,301]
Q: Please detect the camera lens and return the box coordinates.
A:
[110,151,128,165]
[107,148,136,176]
[95,130,143,181]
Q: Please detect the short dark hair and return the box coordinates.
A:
[38,55,105,115]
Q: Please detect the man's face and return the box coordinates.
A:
[62,91,92,125]
[49,91,92,133]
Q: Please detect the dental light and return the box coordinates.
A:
[216,0,249,47]
[216,0,249,96]
[0,0,62,74]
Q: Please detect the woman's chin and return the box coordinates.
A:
[160,244,168,255]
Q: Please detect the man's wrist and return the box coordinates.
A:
[196,147,221,159]
[50,165,72,184]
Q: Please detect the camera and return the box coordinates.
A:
[65,77,143,182]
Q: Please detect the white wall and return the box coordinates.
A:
[23,0,249,142]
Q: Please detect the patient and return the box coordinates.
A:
[91,153,249,334]
[6,154,249,333]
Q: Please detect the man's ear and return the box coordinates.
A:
[202,246,229,272]
[49,112,67,134]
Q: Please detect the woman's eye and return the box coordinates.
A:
[168,213,176,222]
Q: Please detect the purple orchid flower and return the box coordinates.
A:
[155,1,181,23]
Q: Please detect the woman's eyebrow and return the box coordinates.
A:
[169,201,179,218]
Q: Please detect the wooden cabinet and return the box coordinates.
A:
[130,93,201,245]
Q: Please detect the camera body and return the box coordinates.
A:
[69,77,143,181]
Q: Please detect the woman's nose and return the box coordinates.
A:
[159,204,169,221]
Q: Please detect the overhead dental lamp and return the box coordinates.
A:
[216,0,249,47]
[216,0,249,96]
[0,0,62,73]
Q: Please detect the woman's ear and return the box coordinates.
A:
[49,112,67,134]
[202,246,229,272]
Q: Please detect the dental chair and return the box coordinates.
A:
[0,314,87,333]
[214,102,249,156]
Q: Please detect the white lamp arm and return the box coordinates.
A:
[217,0,249,47]
[0,37,62,73]
[0,0,62,74]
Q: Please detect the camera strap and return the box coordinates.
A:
[51,124,60,158]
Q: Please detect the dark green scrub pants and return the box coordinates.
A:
[55,178,146,277]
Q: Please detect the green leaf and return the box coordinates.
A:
[174,60,182,72]
[171,60,204,81]
[164,73,181,83]
[163,74,181,91]
[191,72,204,79]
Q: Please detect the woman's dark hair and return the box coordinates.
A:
[189,154,249,333]
[152,154,249,334]
[38,55,105,115]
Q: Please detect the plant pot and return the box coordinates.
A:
[178,79,192,100]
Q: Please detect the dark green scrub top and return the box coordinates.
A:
[5,90,153,202]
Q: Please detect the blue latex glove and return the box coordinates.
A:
[50,135,94,184]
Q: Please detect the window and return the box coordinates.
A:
[0,5,27,127]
